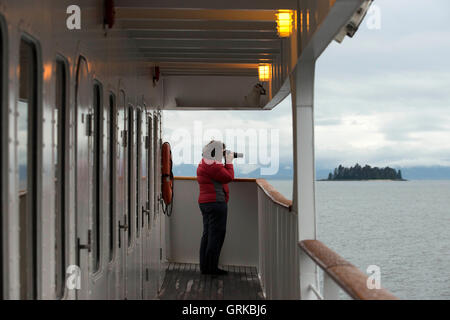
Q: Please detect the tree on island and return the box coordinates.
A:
[327,164,404,180]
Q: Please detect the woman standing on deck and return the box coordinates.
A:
[197,140,235,275]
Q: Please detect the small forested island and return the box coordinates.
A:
[325,164,406,181]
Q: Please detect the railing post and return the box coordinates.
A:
[323,273,340,300]
[290,59,318,300]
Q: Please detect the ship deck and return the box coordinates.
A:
[158,263,265,300]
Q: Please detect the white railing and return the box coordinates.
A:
[256,179,397,300]
[256,179,299,299]
[298,240,397,300]
[169,177,396,300]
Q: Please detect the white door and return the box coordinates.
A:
[137,109,147,299]
[144,114,158,299]
[75,56,93,299]
[125,106,143,299]
[116,91,127,299]
[154,114,165,288]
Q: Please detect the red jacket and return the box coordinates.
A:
[197,158,234,203]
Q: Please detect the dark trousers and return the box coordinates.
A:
[199,202,228,273]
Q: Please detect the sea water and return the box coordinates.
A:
[267,179,450,300]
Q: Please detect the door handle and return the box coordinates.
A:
[78,241,91,252]
[119,221,128,231]
[77,230,92,264]
[142,206,150,227]
[77,230,92,253]
[142,206,151,217]
[118,215,128,248]
[118,221,128,248]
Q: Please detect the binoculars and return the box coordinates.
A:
[224,150,244,158]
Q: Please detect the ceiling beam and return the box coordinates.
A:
[157,62,258,69]
[161,68,257,73]
[128,47,281,54]
[114,57,272,63]
[115,20,277,32]
[132,52,275,59]
[116,8,277,21]
[131,39,280,49]
[95,47,280,58]
[162,70,258,76]
[115,0,298,10]
[109,30,279,40]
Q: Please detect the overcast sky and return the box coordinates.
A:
[163,0,450,173]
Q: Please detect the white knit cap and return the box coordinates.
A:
[202,140,224,162]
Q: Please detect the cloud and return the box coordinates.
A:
[163,0,450,173]
[163,98,293,168]
[313,0,450,168]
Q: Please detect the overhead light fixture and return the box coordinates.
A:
[104,0,116,29]
[334,0,373,43]
[276,9,294,37]
[152,66,160,87]
[258,63,271,82]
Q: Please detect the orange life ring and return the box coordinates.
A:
[161,142,173,205]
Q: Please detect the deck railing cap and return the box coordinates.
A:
[299,240,398,300]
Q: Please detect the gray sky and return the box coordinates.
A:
[315,0,450,169]
[163,0,450,173]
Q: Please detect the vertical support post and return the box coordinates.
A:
[290,59,318,300]
[323,272,340,300]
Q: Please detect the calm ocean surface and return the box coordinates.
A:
[267,179,450,300]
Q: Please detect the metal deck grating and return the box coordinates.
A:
[158,263,265,300]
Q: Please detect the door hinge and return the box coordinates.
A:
[146,268,149,281]
[160,248,162,260]
[122,130,128,147]
[85,113,93,136]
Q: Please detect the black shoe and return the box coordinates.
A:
[211,268,228,275]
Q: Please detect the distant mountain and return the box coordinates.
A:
[172,162,293,180]
[173,163,450,181]
[173,164,197,177]
[396,166,450,180]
